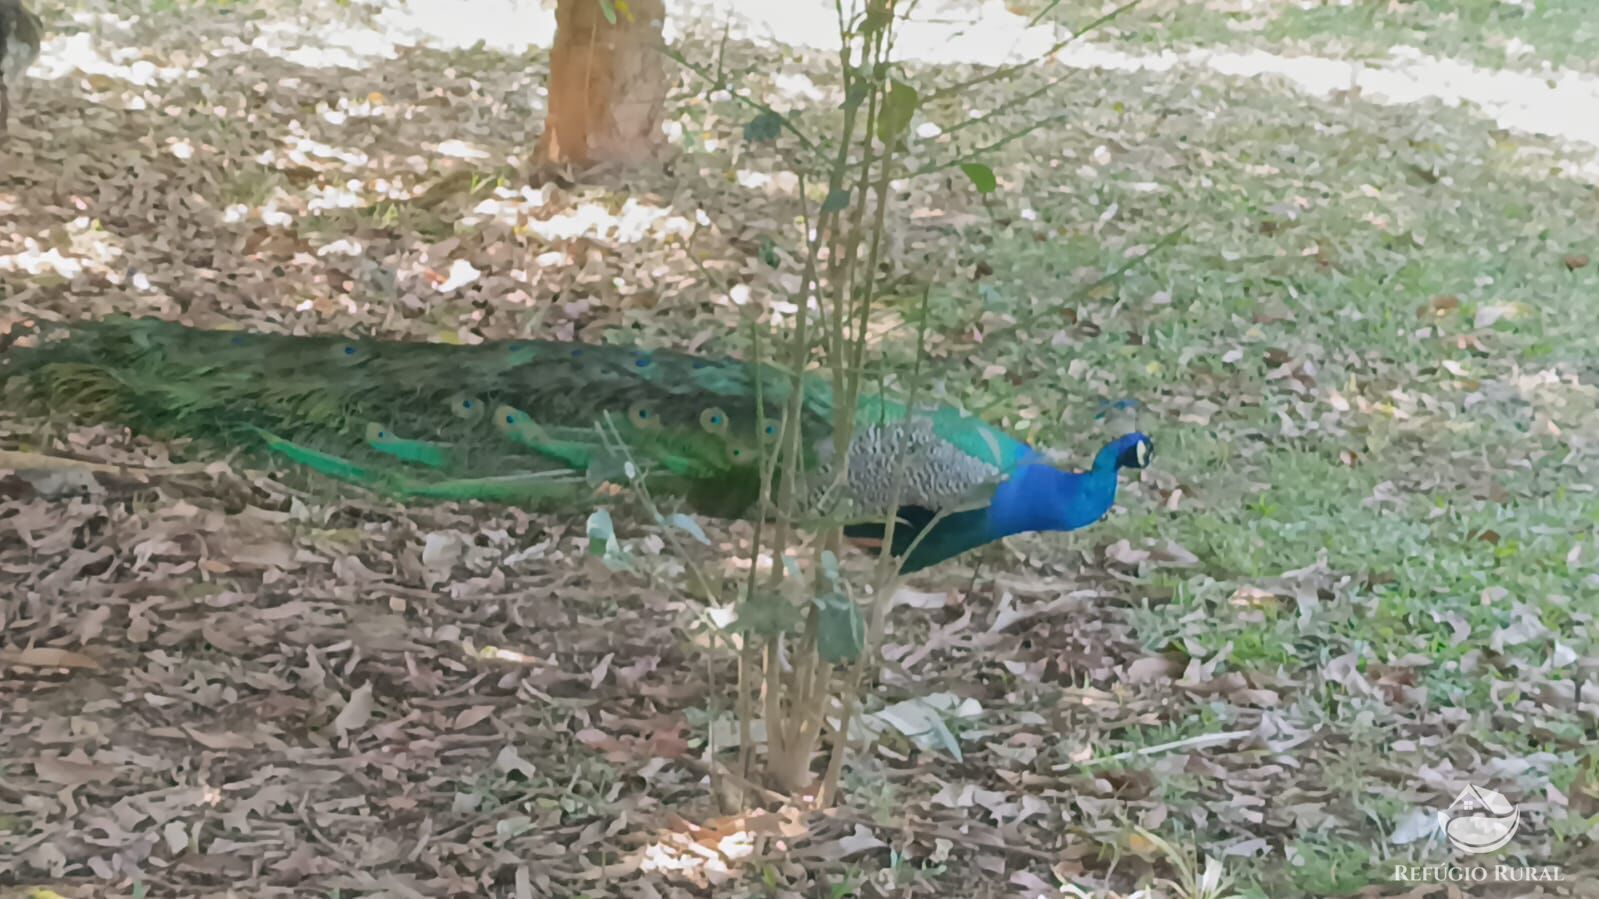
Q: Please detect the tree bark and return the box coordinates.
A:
[536,0,667,168]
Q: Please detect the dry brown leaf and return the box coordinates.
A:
[0,647,103,670]
[34,756,119,786]
[334,682,375,736]
[452,705,497,731]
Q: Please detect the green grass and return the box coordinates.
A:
[858,21,1597,886]
[1020,0,1599,74]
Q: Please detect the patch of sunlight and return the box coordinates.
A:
[0,244,86,279]
[478,645,538,664]
[770,72,828,103]
[375,0,556,52]
[319,97,387,125]
[261,137,371,170]
[30,31,190,87]
[260,202,295,229]
[683,0,1599,173]
[305,183,370,213]
[316,238,366,257]
[434,139,492,161]
[734,170,799,194]
[219,0,557,65]
[251,20,408,68]
[467,190,698,245]
[1057,43,1599,176]
[221,0,1046,65]
[671,0,1054,64]
[0,221,124,280]
[637,828,754,880]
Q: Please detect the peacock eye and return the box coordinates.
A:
[699,407,729,433]
[343,346,356,355]
[627,401,660,429]
[505,414,515,424]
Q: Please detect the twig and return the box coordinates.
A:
[825,809,1059,861]
[678,755,796,808]
[0,449,215,477]
[660,46,823,159]
[1052,729,1253,771]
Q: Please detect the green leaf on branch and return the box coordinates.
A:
[596,0,617,25]
[743,109,784,144]
[815,591,865,663]
[842,80,870,112]
[821,188,852,214]
[959,162,998,194]
[876,80,920,142]
[758,235,780,268]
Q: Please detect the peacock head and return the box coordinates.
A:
[1101,431,1154,471]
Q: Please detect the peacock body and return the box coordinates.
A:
[3,317,1152,572]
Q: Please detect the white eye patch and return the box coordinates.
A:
[1135,440,1150,466]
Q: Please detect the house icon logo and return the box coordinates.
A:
[1440,785,1519,854]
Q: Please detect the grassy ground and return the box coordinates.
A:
[2,0,1596,897]
[1031,0,1599,74]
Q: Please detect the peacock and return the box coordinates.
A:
[1,316,1153,573]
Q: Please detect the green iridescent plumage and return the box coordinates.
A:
[3,317,1032,518]
[5,318,1159,572]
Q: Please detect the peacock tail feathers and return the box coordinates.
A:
[3,317,1041,529]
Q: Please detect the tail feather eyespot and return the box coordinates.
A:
[699,407,729,434]
[452,395,485,420]
[493,405,547,442]
[628,401,662,430]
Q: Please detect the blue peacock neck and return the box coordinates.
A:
[986,436,1139,540]
[852,432,1151,573]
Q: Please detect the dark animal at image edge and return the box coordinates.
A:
[0,0,42,133]
[2,317,1154,572]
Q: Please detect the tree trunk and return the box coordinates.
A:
[536,0,667,168]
